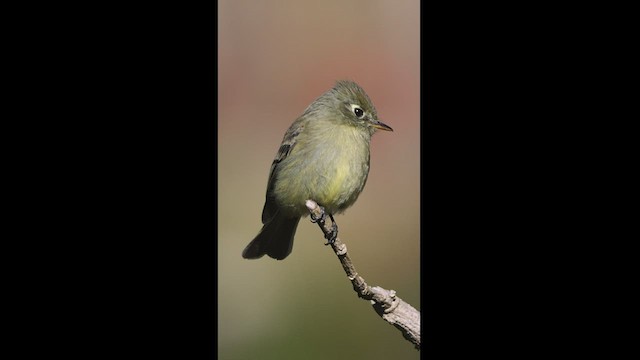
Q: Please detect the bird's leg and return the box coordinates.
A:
[324,213,338,245]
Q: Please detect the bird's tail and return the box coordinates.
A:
[242,215,300,260]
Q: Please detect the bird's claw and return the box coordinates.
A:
[323,214,338,245]
[310,207,326,224]
[310,205,339,245]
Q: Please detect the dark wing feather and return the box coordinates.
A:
[261,121,304,223]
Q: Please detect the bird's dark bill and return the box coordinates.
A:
[371,121,393,131]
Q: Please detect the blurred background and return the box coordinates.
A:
[218,0,420,358]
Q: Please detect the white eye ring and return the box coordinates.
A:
[350,104,365,119]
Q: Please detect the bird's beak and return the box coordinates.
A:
[370,119,393,131]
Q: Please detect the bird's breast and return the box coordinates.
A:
[274,124,371,215]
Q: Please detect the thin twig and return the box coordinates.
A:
[305,200,421,350]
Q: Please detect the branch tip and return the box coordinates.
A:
[305,199,317,210]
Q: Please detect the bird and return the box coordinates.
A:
[242,80,393,260]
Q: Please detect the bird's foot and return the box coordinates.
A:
[309,205,338,245]
[324,213,338,245]
[309,205,327,224]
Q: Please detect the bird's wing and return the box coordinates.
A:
[261,120,305,224]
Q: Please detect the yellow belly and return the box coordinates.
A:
[273,124,370,215]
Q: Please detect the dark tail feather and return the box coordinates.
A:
[242,215,300,260]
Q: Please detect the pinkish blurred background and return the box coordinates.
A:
[218,1,420,358]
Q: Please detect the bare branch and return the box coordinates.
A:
[305,200,421,350]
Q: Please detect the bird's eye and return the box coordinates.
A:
[350,104,365,119]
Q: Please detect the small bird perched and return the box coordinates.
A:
[242,80,393,260]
